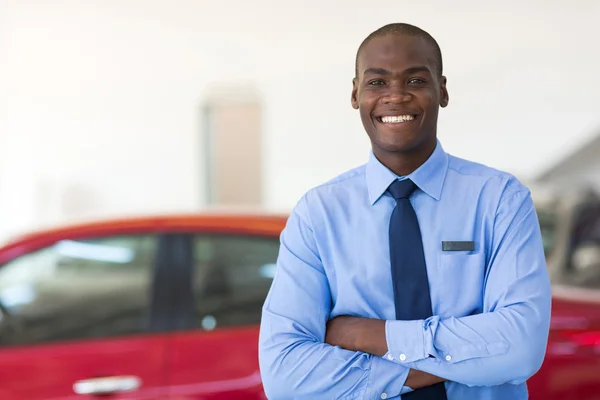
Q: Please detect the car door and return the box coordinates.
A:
[164,232,279,400]
[530,201,600,400]
[0,233,174,400]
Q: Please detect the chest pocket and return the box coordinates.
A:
[438,251,484,269]
[434,251,487,317]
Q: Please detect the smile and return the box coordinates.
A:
[376,115,417,124]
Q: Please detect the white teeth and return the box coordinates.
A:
[381,115,415,123]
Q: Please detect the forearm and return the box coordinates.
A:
[324,316,446,393]
[335,298,549,386]
[387,303,550,386]
[259,310,410,399]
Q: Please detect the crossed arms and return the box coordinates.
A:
[258,190,551,399]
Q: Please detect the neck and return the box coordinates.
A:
[373,139,437,177]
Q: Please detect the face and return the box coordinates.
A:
[351,34,449,157]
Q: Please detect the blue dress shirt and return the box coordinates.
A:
[259,140,552,400]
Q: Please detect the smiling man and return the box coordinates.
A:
[259,23,551,400]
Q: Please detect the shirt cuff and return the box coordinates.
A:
[366,356,409,400]
[384,319,428,364]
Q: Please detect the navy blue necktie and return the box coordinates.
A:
[388,179,447,399]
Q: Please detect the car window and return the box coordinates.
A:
[561,203,600,289]
[0,235,157,346]
[192,234,279,330]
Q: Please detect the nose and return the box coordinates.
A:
[382,85,412,104]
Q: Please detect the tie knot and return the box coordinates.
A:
[388,179,417,200]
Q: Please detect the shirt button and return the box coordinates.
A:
[387,354,394,360]
[445,355,452,361]
[399,354,407,361]
[380,393,388,399]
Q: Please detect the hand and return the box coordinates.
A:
[325,315,387,356]
[406,369,446,389]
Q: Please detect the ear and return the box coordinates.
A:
[440,76,449,108]
[351,78,359,109]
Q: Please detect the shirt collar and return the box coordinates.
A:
[365,139,449,205]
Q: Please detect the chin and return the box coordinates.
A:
[378,142,418,154]
[371,133,423,154]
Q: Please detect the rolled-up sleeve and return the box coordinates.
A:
[382,188,552,387]
[259,196,411,399]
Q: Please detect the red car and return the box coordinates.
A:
[0,188,597,399]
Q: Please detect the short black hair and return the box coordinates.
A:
[355,23,443,78]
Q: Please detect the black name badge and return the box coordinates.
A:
[442,241,475,251]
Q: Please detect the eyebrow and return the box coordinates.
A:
[403,66,432,75]
[362,65,432,77]
[363,68,391,76]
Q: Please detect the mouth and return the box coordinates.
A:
[375,114,419,124]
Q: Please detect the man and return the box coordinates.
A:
[259,22,551,399]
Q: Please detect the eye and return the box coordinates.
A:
[368,79,386,86]
[408,78,426,85]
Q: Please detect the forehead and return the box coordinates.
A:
[358,34,436,74]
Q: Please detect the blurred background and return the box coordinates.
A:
[1,0,599,242]
[0,1,599,400]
